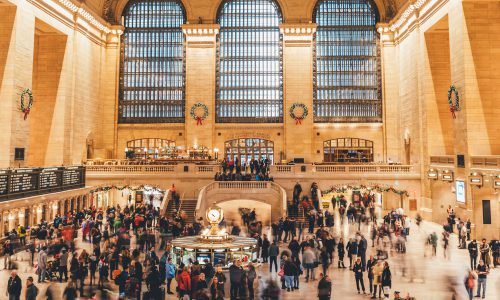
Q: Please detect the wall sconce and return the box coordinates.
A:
[427,168,438,179]
[494,175,500,189]
[36,207,43,213]
[214,148,219,160]
[18,212,24,218]
[8,214,14,220]
[469,172,483,186]
[441,170,454,182]
[52,204,58,210]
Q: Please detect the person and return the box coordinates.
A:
[358,235,368,269]
[98,256,109,289]
[464,270,476,300]
[59,249,69,282]
[114,265,130,298]
[366,256,376,295]
[25,276,39,300]
[176,266,191,298]
[381,262,392,299]
[468,240,478,270]
[337,237,346,268]
[479,239,491,267]
[317,273,332,300]
[261,235,270,263]
[353,257,366,294]
[7,271,22,300]
[371,261,383,299]
[269,241,279,273]
[215,266,226,294]
[303,246,316,282]
[283,256,298,292]
[475,260,489,298]
[37,247,48,283]
[393,291,405,300]
[247,262,257,299]
[62,280,78,300]
[229,259,246,299]
[320,247,330,275]
[3,240,14,270]
[166,257,176,295]
[146,266,162,300]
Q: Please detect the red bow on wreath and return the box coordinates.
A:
[450,106,456,119]
[295,117,302,125]
[22,108,30,120]
[196,117,203,125]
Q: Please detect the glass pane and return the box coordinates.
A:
[119,0,186,123]
[313,0,381,122]
[216,0,283,123]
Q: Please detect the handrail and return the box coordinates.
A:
[159,189,171,217]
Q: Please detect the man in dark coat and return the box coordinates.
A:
[261,235,270,263]
[317,273,332,300]
[229,259,246,300]
[7,271,22,300]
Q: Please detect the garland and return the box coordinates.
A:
[289,103,308,125]
[90,184,163,194]
[20,88,33,120]
[322,184,409,197]
[447,85,460,119]
[190,103,209,125]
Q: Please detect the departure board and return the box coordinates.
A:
[9,169,38,193]
[39,168,62,189]
[0,170,9,196]
[62,166,84,186]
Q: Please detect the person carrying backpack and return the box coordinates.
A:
[176,266,191,298]
[464,270,476,300]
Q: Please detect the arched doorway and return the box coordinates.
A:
[126,138,176,159]
[224,138,274,165]
[323,138,374,163]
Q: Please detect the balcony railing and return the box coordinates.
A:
[270,164,415,174]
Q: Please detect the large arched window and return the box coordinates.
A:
[313,0,381,122]
[216,0,283,123]
[119,0,186,123]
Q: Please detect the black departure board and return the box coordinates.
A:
[0,170,9,196]
[0,166,85,201]
[62,167,84,186]
[39,168,62,189]
[9,169,38,193]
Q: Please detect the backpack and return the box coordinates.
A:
[467,276,474,289]
[112,269,122,282]
[21,227,26,234]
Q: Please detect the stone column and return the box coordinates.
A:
[0,5,35,167]
[280,24,317,163]
[182,24,220,152]
[8,210,16,231]
[18,208,25,227]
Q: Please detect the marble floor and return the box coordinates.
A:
[0,220,498,300]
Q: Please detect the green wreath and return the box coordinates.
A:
[20,88,33,120]
[447,85,460,118]
[289,103,308,124]
[190,103,209,125]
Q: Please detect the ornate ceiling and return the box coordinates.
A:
[82,0,410,25]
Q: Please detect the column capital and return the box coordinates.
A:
[182,24,220,47]
[279,23,317,46]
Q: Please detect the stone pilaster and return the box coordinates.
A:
[182,24,220,151]
[280,24,316,163]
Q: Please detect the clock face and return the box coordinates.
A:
[208,209,220,222]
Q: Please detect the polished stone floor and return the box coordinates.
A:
[0,220,498,300]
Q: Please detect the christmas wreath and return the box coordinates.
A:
[190,103,209,125]
[447,85,460,119]
[20,88,33,120]
[289,103,308,125]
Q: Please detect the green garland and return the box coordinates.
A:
[447,85,460,118]
[90,184,163,194]
[20,88,33,120]
[322,184,409,197]
[190,103,209,125]
[289,103,308,124]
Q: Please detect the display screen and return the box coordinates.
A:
[62,167,84,186]
[456,180,465,203]
[214,253,226,266]
[0,170,9,196]
[39,168,62,189]
[196,253,211,264]
[9,169,38,193]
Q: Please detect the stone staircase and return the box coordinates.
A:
[179,199,197,223]
[287,202,307,223]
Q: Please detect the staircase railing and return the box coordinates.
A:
[159,189,171,217]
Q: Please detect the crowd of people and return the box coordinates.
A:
[216,157,273,182]
[0,183,498,300]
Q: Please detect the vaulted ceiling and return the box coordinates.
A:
[82,0,410,25]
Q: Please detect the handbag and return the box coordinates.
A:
[383,286,390,295]
[277,267,284,277]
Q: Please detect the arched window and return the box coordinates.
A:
[225,138,274,164]
[323,138,373,162]
[313,0,381,122]
[216,0,283,123]
[119,0,186,123]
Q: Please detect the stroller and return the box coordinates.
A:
[45,260,60,281]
